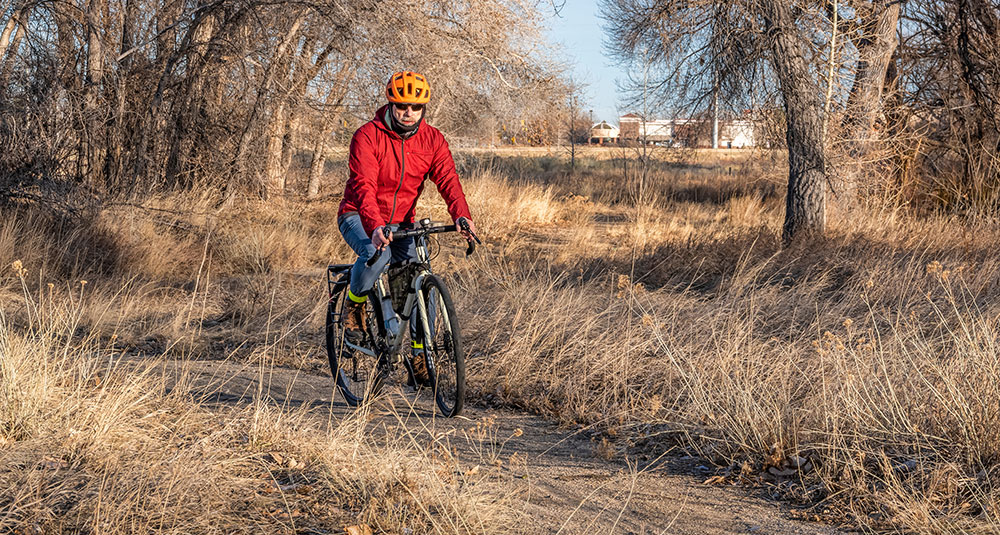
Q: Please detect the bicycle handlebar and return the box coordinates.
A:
[392,224,457,240]
[365,223,480,267]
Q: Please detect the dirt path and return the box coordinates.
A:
[165,359,845,535]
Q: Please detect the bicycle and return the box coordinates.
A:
[325,218,481,417]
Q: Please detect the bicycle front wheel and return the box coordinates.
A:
[326,289,384,406]
[418,274,465,417]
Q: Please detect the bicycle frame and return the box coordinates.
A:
[332,220,451,369]
[326,217,476,415]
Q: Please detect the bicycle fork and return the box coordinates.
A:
[413,276,450,376]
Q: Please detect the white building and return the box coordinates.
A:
[589,121,620,144]
[618,114,673,142]
[619,114,757,148]
[721,120,755,148]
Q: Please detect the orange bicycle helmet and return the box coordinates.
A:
[385,71,431,104]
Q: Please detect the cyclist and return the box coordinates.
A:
[337,70,477,385]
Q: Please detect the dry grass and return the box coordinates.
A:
[0,278,519,534]
[0,320,516,532]
[5,149,1000,532]
[447,155,1000,533]
[0,190,520,534]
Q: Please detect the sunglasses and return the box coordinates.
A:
[393,103,425,112]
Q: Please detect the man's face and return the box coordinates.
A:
[391,103,424,126]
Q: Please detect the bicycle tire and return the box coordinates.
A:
[326,289,385,406]
[417,274,465,417]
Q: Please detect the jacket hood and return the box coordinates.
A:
[373,104,393,133]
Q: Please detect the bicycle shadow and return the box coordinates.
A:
[159,358,441,420]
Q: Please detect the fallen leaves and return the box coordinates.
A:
[266,451,304,470]
[265,507,303,521]
[763,444,813,479]
[702,474,727,485]
[262,481,313,494]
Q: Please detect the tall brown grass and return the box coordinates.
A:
[5,150,1000,532]
[0,306,516,533]
[0,193,519,533]
[450,154,1000,533]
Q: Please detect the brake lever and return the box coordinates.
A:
[458,219,482,245]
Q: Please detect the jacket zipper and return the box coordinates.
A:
[388,136,405,226]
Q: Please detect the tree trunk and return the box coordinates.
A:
[119,0,137,68]
[763,0,828,242]
[156,0,184,67]
[265,101,287,194]
[306,122,332,197]
[0,3,20,66]
[83,0,106,184]
[837,0,901,207]
[307,64,354,197]
[101,0,139,191]
[272,35,337,191]
[85,0,105,98]
[163,6,225,188]
[53,5,78,90]
[233,10,306,191]
[0,3,30,88]
[279,112,299,186]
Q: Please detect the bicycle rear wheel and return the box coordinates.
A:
[417,274,465,417]
[326,289,384,406]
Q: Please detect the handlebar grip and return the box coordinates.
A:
[365,227,392,267]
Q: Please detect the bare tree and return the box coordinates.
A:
[890,0,1000,212]
[762,1,829,238]
[0,0,31,87]
[824,0,903,210]
[565,80,590,172]
[0,0,568,202]
[306,63,357,198]
[601,0,832,241]
[601,0,925,239]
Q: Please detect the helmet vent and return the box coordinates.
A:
[385,71,430,104]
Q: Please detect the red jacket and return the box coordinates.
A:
[339,105,472,236]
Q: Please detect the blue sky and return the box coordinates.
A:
[544,0,630,125]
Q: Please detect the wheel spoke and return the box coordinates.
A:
[326,288,385,406]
